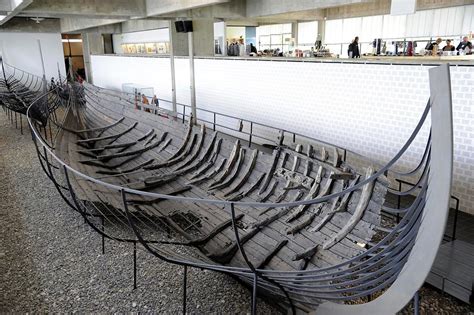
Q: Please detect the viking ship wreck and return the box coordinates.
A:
[2,61,452,314]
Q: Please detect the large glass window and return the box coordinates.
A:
[325,19,343,44]
[256,23,292,52]
[324,4,474,55]
[342,17,362,43]
[297,21,318,49]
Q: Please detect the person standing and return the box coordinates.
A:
[142,94,150,113]
[151,94,159,114]
[348,36,360,58]
[250,43,257,54]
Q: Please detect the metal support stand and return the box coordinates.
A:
[101,216,105,254]
[252,272,258,315]
[133,241,137,290]
[413,291,420,315]
[182,265,187,315]
[188,31,197,125]
[19,114,23,134]
[169,21,178,119]
[396,181,402,223]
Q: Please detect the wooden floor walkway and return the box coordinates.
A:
[426,240,473,304]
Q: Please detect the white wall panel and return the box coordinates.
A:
[0,32,66,81]
[382,14,407,38]
[298,21,318,45]
[91,55,474,215]
[360,15,383,42]
[462,5,474,34]
[325,19,343,44]
[342,17,362,43]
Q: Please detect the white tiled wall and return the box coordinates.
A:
[91,55,474,215]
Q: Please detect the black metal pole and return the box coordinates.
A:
[133,241,137,290]
[182,265,187,315]
[249,122,253,147]
[20,114,23,134]
[252,272,258,315]
[452,197,459,241]
[101,215,105,254]
[397,181,402,223]
[413,291,420,315]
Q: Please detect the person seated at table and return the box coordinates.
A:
[456,36,472,53]
[442,39,455,51]
[426,38,443,55]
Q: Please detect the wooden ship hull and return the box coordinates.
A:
[23,65,453,314]
[54,81,388,272]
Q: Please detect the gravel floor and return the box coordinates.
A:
[0,111,281,314]
[1,110,472,314]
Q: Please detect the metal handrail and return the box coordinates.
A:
[83,82,430,176]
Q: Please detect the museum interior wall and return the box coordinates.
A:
[0,32,66,80]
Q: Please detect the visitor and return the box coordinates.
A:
[348,37,360,58]
[456,36,472,54]
[151,94,159,114]
[463,41,473,55]
[442,39,455,52]
[135,92,140,110]
[142,94,150,112]
[250,43,257,54]
[426,38,443,55]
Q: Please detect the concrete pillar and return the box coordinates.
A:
[82,32,104,83]
[170,22,189,56]
[191,19,214,56]
[292,22,298,47]
[318,20,326,44]
[171,19,216,57]
[103,34,114,54]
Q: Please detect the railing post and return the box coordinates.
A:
[397,180,402,223]
[101,215,105,254]
[133,240,137,290]
[182,265,187,315]
[451,197,459,241]
[413,291,420,315]
[213,112,216,131]
[182,106,186,124]
[249,122,253,147]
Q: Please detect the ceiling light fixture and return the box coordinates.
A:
[30,17,45,24]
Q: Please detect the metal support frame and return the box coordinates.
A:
[413,291,420,315]
[395,178,460,241]
[101,216,105,254]
[188,31,197,125]
[182,265,187,314]
[133,241,138,290]
[169,21,178,118]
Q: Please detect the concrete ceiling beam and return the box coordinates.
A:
[145,0,230,16]
[246,0,372,18]
[60,17,125,33]
[121,19,169,33]
[21,0,146,19]
[0,16,60,32]
[0,0,33,26]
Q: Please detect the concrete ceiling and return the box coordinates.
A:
[0,0,472,33]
